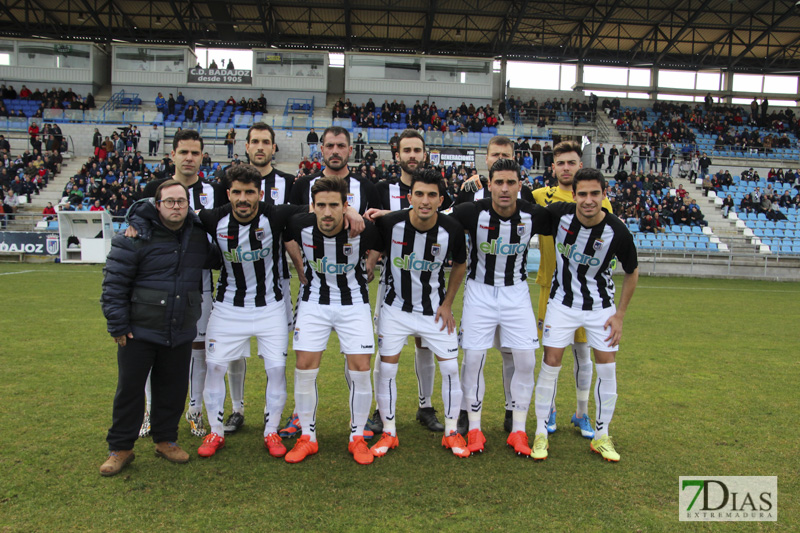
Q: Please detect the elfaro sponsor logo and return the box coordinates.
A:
[393,252,441,272]
[307,257,356,275]
[479,237,527,256]
[223,246,271,263]
[557,242,602,266]
[679,476,777,522]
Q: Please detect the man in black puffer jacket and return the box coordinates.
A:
[99,180,217,476]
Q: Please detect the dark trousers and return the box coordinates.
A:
[148,140,159,156]
[106,338,192,451]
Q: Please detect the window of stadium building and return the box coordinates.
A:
[582,66,650,87]
[506,62,566,90]
[349,55,421,81]
[115,47,186,72]
[0,40,14,66]
[425,59,491,84]
[255,51,323,77]
[16,43,90,69]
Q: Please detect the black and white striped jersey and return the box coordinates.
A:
[455,176,535,204]
[288,213,379,305]
[541,203,638,311]
[261,168,295,206]
[376,178,453,211]
[375,210,466,316]
[199,203,306,308]
[452,198,540,287]
[289,172,381,215]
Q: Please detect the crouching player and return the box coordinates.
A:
[365,169,470,458]
[530,168,638,462]
[282,176,380,465]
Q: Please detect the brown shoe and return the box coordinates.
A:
[155,441,190,464]
[99,450,135,477]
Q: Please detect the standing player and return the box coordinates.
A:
[456,136,532,436]
[140,130,225,439]
[366,169,470,459]
[282,177,379,465]
[281,126,380,438]
[372,129,453,434]
[530,168,638,462]
[451,158,539,456]
[223,122,295,434]
[532,140,612,439]
[289,126,380,213]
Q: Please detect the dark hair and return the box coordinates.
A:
[311,176,348,204]
[172,129,203,151]
[411,168,445,197]
[154,179,189,202]
[322,126,350,145]
[246,122,275,143]
[225,164,262,190]
[398,129,426,152]
[487,135,514,150]
[553,140,582,159]
[572,168,606,192]
[489,158,521,180]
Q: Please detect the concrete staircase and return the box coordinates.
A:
[9,160,75,231]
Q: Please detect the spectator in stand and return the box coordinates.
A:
[306,128,319,156]
[688,206,707,226]
[148,124,161,157]
[224,128,235,159]
[90,199,105,212]
[28,122,41,151]
[155,93,166,113]
[43,201,57,220]
[639,212,657,233]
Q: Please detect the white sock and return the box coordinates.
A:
[377,361,398,435]
[227,357,246,415]
[510,349,536,411]
[535,363,561,435]
[263,362,287,436]
[594,362,617,439]
[188,348,207,415]
[414,345,435,409]
[203,361,228,436]
[572,342,592,417]
[348,370,372,441]
[512,410,528,434]
[499,347,514,410]
[437,358,462,421]
[344,355,353,392]
[372,353,381,409]
[461,350,487,429]
[144,370,152,411]
[294,368,319,442]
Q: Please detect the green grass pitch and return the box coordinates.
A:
[0,263,797,531]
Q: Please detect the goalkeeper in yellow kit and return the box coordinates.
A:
[532,140,613,439]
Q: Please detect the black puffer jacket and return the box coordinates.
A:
[101,199,212,347]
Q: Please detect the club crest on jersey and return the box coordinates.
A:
[294,328,300,341]
[255,228,265,241]
[543,325,551,338]
[199,194,209,206]
[271,188,279,201]
[431,243,441,256]
[207,340,216,353]
[347,194,355,205]
[343,243,354,256]
[517,223,526,236]
[593,239,604,251]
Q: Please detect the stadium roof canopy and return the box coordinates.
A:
[2,0,799,73]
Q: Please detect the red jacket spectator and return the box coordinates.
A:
[19,86,32,98]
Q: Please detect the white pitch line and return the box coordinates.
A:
[0,270,38,276]
[635,286,800,293]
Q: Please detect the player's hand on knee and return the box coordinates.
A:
[603,314,623,347]
[435,305,455,334]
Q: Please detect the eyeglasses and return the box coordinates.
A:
[158,198,189,209]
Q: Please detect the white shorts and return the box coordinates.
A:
[542,300,619,352]
[206,302,289,365]
[293,301,374,354]
[459,280,539,351]
[193,291,213,342]
[377,304,459,360]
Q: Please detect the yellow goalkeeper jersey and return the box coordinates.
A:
[532,186,614,286]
